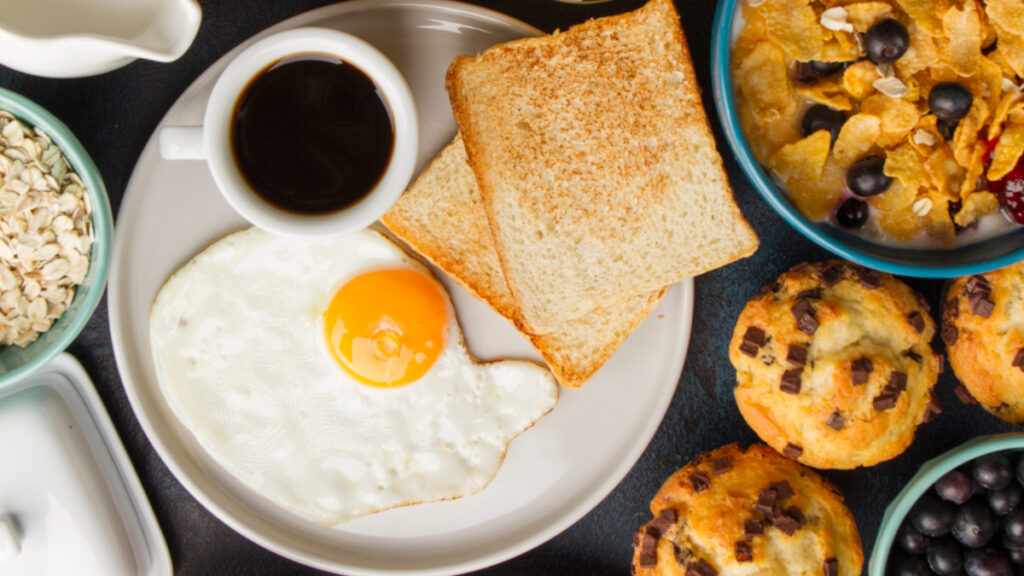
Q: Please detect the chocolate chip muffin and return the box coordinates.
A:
[942,262,1024,424]
[730,261,941,469]
[631,443,862,575]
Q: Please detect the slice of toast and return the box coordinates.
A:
[446,0,758,333]
[381,135,664,388]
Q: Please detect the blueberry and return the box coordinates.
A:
[802,104,846,143]
[864,18,910,64]
[990,485,1022,516]
[835,197,869,229]
[847,155,894,197]
[955,500,997,548]
[930,83,974,124]
[938,470,977,505]
[937,118,960,141]
[975,456,1015,491]
[811,60,846,76]
[1003,535,1024,566]
[929,536,966,575]
[913,492,959,537]
[891,554,934,576]
[1005,510,1024,544]
[899,521,931,555]
[966,548,1012,576]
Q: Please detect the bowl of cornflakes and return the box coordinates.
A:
[712,0,1024,277]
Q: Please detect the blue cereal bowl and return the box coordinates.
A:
[0,87,113,387]
[710,0,1024,278]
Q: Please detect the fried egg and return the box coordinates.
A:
[149,227,558,525]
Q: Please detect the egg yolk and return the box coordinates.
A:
[324,269,448,387]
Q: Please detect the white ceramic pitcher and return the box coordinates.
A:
[0,0,201,77]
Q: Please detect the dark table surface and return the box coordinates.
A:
[0,0,1017,574]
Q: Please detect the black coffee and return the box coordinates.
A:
[231,54,394,215]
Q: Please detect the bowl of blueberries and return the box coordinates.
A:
[871,434,1024,576]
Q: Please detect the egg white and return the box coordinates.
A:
[149,227,558,525]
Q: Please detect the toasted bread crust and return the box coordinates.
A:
[447,0,758,333]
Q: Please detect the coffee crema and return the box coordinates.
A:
[230,53,394,215]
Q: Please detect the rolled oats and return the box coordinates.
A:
[0,110,91,348]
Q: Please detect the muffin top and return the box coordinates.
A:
[631,443,863,576]
[730,260,940,469]
[943,262,1024,424]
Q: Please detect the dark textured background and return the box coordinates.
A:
[0,0,1016,574]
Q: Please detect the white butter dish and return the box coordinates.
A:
[0,353,170,576]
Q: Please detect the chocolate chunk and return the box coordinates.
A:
[689,472,710,493]
[639,532,658,567]
[649,508,678,536]
[780,368,803,394]
[633,530,643,547]
[672,543,685,564]
[945,295,960,319]
[819,264,843,287]
[786,344,808,366]
[735,541,753,562]
[756,489,778,515]
[856,267,881,289]
[769,480,794,500]
[903,349,922,364]
[969,291,994,317]
[917,292,932,313]
[789,262,810,273]
[826,410,845,431]
[824,558,839,576]
[966,274,991,294]
[873,390,898,411]
[890,371,908,392]
[937,354,945,374]
[955,383,977,405]
[791,299,812,319]
[924,398,942,423]
[907,311,925,333]
[941,323,959,346]
[744,519,764,538]
[710,457,732,476]
[739,340,759,357]
[851,357,873,385]
[797,288,822,300]
[686,559,718,576]
[773,514,800,536]
[1014,349,1024,372]
[798,315,820,335]
[792,61,819,86]
[782,443,803,459]
[743,326,766,346]
[785,506,806,528]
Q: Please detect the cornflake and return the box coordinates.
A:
[0,110,92,347]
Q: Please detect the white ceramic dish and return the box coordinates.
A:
[0,353,171,576]
[108,1,694,574]
[0,0,201,78]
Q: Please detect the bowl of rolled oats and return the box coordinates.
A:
[713,0,1024,277]
[0,86,112,386]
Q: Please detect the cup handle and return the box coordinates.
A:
[159,126,206,160]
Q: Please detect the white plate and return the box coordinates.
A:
[108,1,694,574]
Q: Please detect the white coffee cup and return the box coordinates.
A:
[159,27,418,236]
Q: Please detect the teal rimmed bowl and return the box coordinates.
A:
[710,0,1024,278]
[0,86,112,387]
[868,433,1024,575]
